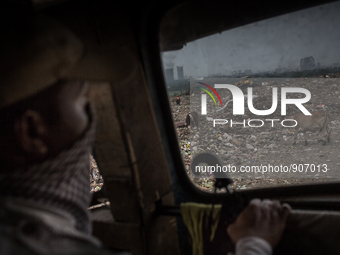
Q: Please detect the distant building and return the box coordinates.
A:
[165,68,174,82]
[300,56,315,70]
[177,66,184,80]
[244,69,252,75]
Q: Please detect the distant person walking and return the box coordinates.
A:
[176,95,180,105]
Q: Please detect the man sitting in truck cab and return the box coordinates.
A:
[0,10,290,255]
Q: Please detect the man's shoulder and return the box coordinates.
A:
[0,197,124,255]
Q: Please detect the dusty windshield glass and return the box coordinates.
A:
[160,2,340,191]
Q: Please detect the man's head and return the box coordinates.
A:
[0,9,134,169]
[0,79,90,169]
[0,10,93,169]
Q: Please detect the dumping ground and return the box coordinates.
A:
[171,77,340,191]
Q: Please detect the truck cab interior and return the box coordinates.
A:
[2,0,340,254]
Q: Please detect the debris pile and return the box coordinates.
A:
[90,155,104,193]
[171,77,340,191]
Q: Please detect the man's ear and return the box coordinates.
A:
[14,110,49,157]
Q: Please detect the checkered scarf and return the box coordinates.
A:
[0,104,96,234]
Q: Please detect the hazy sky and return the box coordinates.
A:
[161,1,340,78]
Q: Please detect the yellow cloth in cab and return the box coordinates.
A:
[180,203,222,255]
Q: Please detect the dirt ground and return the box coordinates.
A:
[171,77,340,191]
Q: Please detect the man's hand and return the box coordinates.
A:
[227,199,291,247]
